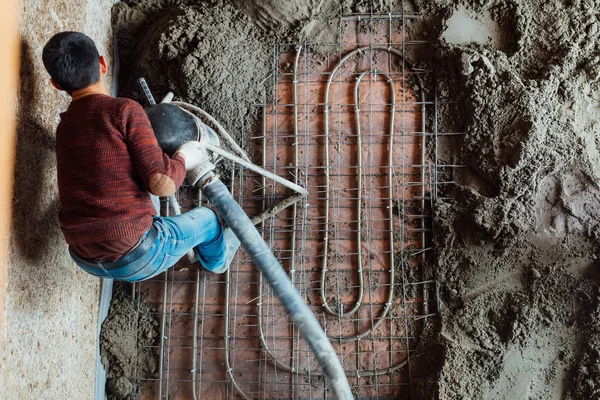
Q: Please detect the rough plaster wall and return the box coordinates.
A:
[0,0,113,398]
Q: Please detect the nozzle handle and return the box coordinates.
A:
[137,77,156,106]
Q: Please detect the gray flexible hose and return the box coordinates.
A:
[200,174,353,400]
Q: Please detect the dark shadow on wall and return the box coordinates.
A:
[11,40,62,264]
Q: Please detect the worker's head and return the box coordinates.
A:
[42,32,107,95]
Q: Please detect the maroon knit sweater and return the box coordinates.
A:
[56,94,185,245]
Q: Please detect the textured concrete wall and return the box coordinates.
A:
[0,0,20,388]
[0,0,113,398]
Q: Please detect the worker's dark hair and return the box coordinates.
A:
[42,32,100,94]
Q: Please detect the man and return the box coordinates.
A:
[42,31,236,281]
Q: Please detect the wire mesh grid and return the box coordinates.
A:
[129,7,452,400]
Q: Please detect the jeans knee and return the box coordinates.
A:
[198,206,218,220]
[191,207,219,228]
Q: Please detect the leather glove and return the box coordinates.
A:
[174,141,205,170]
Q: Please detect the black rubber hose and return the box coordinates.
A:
[201,174,353,400]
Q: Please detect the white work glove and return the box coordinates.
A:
[174,141,215,185]
[174,141,204,171]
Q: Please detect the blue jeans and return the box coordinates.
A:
[72,207,225,282]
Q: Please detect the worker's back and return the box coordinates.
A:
[56,94,156,246]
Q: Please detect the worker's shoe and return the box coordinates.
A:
[209,227,240,274]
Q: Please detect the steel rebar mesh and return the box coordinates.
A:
[128,8,452,400]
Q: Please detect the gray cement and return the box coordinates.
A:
[410,0,600,398]
[100,282,159,400]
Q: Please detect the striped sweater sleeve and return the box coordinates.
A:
[121,100,186,196]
